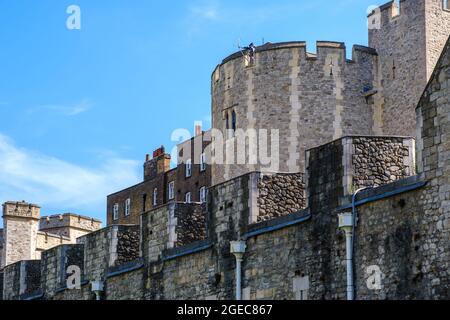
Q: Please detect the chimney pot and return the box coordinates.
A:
[195,125,202,136]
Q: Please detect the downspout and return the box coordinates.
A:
[338,187,368,301]
[230,241,247,300]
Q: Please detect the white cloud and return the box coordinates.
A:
[190,3,220,21]
[29,99,93,116]
[0,134,141,220]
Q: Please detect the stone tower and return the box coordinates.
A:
[210,42,379,185]
[368,0,450,137]
[1,201,40,268]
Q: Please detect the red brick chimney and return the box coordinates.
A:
[195,124,202,137]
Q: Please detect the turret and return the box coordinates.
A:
[368,0,450,137]
[1,201,41,268]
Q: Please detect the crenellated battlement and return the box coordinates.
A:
[214,41,378,78]
[39,214,101,232]
[2,201,40,220]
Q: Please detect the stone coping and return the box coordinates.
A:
[244,209,311,240]
[162,240,213,262]
[106,258,145,279]
[337,175,427,211]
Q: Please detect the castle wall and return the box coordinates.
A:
[211,42,379,186]
[77,225,140,284]
[2,262,20,300]
[40,244,84,299]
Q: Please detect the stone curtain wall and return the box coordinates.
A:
[116,226,140,266]
[0,271,3,300]
[2,262,20,300]
[175,203,207,247]
[352,137,415,189]
[257,173,305,222]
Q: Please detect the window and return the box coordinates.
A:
[185,192,192,204]
[231,110,237,132]
[124,198,131,217]
[444,0,449,10]
[153,188,158,206]
[186,159,192,178]
[168,181,175,200]
[113,203,119,221]
[200,187,207,203]
[200,153,206,172]
[225,112,230,130]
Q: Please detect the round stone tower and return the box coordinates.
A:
[210,41,379,185]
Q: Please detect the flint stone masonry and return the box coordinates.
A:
[351,137,415,188]
[257,173,305,222]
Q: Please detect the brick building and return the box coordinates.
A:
[106,128,211,226]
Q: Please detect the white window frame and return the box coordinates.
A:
[113,203,119,221]
[186,159,192,178]
[185,192,192,204]
[153,188,158,206]
[168,181,175,200]
[200,186,207,203]
[200,153,206,172]
[125,198,131,217]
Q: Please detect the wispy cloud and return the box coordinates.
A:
[0,133,140,219]
[183,0,319,39]
[190,2,221,21]
[29,99,93,116]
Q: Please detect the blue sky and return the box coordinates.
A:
[0,0,385,226]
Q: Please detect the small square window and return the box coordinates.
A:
[444,0,449,11]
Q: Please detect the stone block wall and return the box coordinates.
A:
[2,262,20,300]
[0,270,3,300]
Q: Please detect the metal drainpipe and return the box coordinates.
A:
[339,187,369,301]
[230,241,247,300]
